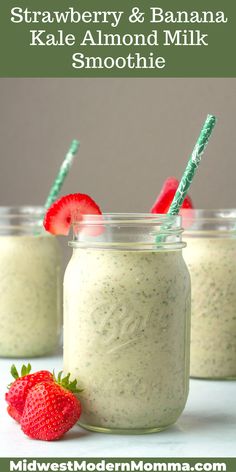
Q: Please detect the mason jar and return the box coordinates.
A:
[0,207,62,357]
[183,209,236,379]
[64,213,191,433]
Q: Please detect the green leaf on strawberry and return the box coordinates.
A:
[6,363,83,439]
[10,363,32,382]
[10,364,20,381]
[6,366,54,420]
[21,380,82,441]
[53,371,83,394]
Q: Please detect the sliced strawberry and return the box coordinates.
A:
[43,193,102,236]
[150,177,193,214]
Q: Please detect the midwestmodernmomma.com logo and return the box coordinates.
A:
[9,459,227,472]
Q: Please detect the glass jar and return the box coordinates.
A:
[0,207,62,357]
[183,209,236,379]
[64,213,191,433]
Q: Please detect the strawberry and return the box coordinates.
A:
[5,364,53,422]
[20,372,82,441]
[150,177,193,214]
[43,193,102,236]
[7,404,21,423]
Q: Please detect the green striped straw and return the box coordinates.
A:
[156,114,217,242]
[44,139,80,210]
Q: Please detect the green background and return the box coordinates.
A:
[0,458,236,472]
[0,0,235,77]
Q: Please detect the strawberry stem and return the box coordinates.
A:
[21,364,31,377]
[53,370,83,393]
[10,363,31,380]
[8,363,32,388]
[10,365,19,380]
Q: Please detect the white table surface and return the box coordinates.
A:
[0,353,235,458]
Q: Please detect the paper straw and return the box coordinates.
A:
[168,115,216,216]
[156,114,217,242]
[44,139,80,210]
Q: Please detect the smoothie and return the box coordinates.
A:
[184,236,236,379]
[64,247,191,432]
[0,234,61,357]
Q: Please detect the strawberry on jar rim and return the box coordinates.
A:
[150,177,195,230]
[43,193,103,236]
[150,177,193,214]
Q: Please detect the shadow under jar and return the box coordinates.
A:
[183,209,236,380]
[0,207,62,358]
[64,213,191,434]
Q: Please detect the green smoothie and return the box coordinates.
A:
[184,236,236,379]
[64,247,191,432]
[0,234,61,357]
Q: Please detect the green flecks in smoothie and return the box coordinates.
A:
[0,235,61,357]
[64,248,191,430]
[184,236,236,379]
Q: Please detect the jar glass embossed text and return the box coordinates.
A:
[183,209,236,379]
[0,207,62,357]
[64,214,191,433]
